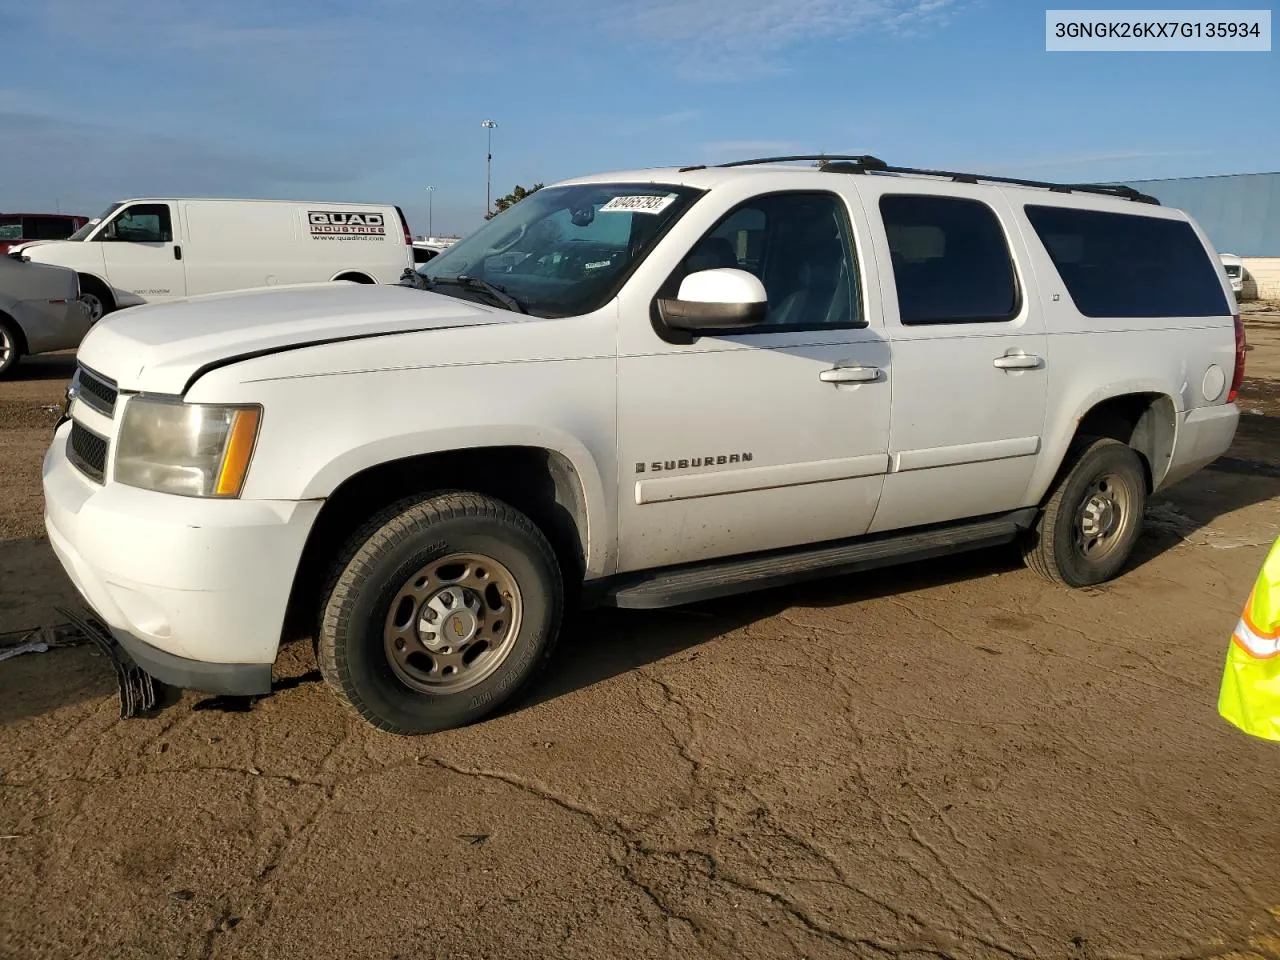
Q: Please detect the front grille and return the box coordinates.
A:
[68,422,109,484]
[75,365,118,418]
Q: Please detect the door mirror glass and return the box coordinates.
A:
[657,267,768,331]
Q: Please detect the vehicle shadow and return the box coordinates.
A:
[1128,411,1280,571]
[7,352,76,383]
[522,545,1023,714]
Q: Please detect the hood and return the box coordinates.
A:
[77,281,508,394]
[9,239,68,256]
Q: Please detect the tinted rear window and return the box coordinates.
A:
[879,195,1020,325]
[1023,205,1229,318]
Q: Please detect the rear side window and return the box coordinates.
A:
[879,195,1020,325]
[1023,205,1229,318]
[0,216,20,241]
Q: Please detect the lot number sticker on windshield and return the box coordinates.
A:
[599,194,677,214]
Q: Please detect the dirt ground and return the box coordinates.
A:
[3,309,1280,960]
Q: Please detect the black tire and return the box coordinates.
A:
[335,273,375,284]
[317,491,563,735]
[78,276,115,324]
[1022,437,1148,587]
[0,317,24,379]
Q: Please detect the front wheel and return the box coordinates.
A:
[0,319,23,379]
[317,491,564,735]
[77,276,115,324]
[1022,437,1148,587]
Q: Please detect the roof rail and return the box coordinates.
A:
[871,164,1161,204]
[704,154,1161,204]
[715,154,889,171]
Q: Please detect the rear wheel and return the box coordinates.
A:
[0,318,24,379]
[317,491,564,735]
[1022,437,1148,587]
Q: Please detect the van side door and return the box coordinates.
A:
[97,202,188,305]
[852,181,1050,533]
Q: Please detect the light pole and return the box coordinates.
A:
[481,119,497,216]
[425,185,435,239]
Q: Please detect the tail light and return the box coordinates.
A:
[395,206,412,245]
[1227,313,1246,404]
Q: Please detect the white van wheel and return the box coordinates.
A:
[78,277,115,324]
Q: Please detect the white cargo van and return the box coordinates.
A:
[11,198,415,321]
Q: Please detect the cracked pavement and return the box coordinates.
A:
[3,317,1280,960]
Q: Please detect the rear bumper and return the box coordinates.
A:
[1160,402,1239,490]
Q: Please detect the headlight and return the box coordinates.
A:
[114,397,262,498]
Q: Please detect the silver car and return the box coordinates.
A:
[0,253,93,378]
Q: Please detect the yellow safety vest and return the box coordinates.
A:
[1220,536,1280,741]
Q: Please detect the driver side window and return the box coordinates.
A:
[670,191,863,331]
[103,204,173,244]
[665,192,865,335]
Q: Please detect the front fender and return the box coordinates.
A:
[298,424,614,577]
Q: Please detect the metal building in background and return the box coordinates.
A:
[1117,172,1280,257]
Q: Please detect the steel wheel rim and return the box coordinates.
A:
[1074,472,1133,562]
[382,553,523,695]
[82,294,103,323]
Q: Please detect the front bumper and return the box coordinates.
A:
[42,422,322,694]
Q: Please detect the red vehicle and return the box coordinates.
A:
[0,213,89,255]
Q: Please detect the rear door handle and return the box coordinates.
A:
[173,245,183,261]
[820,365,881,383]
[992,353,1042,370]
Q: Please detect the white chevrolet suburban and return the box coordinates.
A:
[42,155,1244,734]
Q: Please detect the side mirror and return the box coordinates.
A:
[657,268,768,332]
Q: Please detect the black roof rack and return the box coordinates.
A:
[717,154,890,171]
[700,154,1161,204]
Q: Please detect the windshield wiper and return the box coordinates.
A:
[428,275,527,314]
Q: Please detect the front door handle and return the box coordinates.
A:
[820,365,880,383]
[173,245,183,261]
[992,353,1042,370]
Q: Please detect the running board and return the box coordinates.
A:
[598,509,1036,610]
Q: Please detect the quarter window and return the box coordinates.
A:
[668,192,863,331]
[1023,204,1230,319]
[879,195,1020,325]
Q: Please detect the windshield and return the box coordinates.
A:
[419,183,704,318]
[68,203,123,241]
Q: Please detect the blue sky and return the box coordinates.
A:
[1,0,1275,235]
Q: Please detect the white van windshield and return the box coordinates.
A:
[68,203,123,241]
[419,183,704,318]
